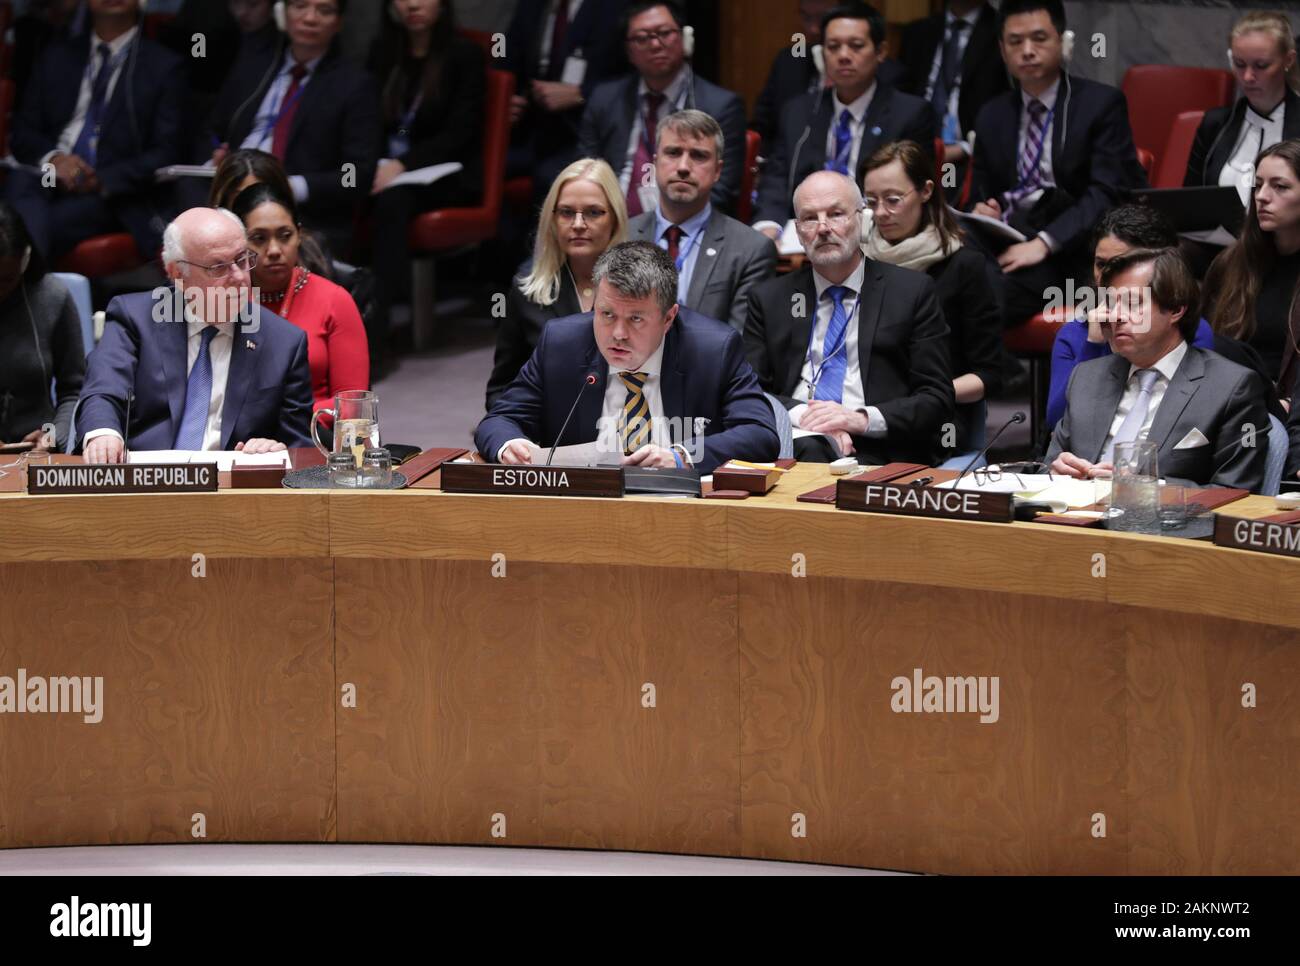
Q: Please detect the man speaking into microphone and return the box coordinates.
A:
[475,241,779,474]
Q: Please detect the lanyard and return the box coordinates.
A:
[258,69,310,143]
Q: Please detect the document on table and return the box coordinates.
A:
[127,450,291,470]
[936,474,1107,510]
[379,162,463,191]
[528,441,608,466]
[154,164,217,182]
[935,474,1055,495]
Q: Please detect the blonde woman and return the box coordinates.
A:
[485,158,628,407]
[1186,10,1300,191]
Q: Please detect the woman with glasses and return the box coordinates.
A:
[484,158,628,408]
[861,140,1002,456]
[367,0,484,366]
[232,183,369,413]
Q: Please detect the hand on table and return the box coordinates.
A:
[800,400,867,436]
[21,427,53,453]
[83,435,124,464]
[235,439,287,455]
[499,439,533,464]
[621,444,679,468]
[1050,451,1113,479]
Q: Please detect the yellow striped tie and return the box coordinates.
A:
[618,371,651,454]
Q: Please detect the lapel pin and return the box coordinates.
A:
[870,125,882,136]
[245,339,256,350]
[706,247,717,257]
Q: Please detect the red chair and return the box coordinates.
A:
[1136,147,1155,180]
[737,130,761,224]
[1003,304,1076,449]
[505,176,533,217]
[1122,65,1234,169]
[1154,109,1206,189]
[55,234,145,278]
[407,68,514,348]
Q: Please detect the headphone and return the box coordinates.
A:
[20,246,31,275]
[1061,28,1075,62]
[812,43,825,79]
[683,24,695,59]
[273,1,286,32]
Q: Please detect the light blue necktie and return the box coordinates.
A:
[174,326,218,450]
[813,285,850,402]
[1102,368,1160,462]
[827,108,853,175]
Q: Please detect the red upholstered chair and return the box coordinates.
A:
[1154,109,1206,189]
[737,130,761,224]
[505,176,534,218]
[406,68,514,347]
[1122,65,1234,167]
[55,234,145,278]
[1003,304,1076,449]
[1136,147,1155,180]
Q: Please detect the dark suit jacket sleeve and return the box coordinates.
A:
[1211,369,1269,491]
[712,89,747,211]
[697,330,780,472]
[77,299,142,441]
[1287,382,1300,479]
[1043,364,1079,464]
[1041,86,1146,252]
[726,233,778,331]
[475,324,551,459]
[576,85,606,160]
[752,98,800,225]
[277,330,314,448]
[11,49,60,162]
[869,277,953,453]
[302,71,382,207]
[398,42,486,173]
[900,96,941,156]
[1183,109,1223,187]
[485,285,544,410]
[953,249,1003,398]
[742,281,792,405]
[97,50,187,198]
[750,51,789,143]
[52,286,87,447]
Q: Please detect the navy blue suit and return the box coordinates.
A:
[76,292,313,451]
[475,308,780,474]
[7,32,185,260]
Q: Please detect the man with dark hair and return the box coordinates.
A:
[969,0,1146,326]
[627,110,777,331]
[476,241,779,472]
[1047,247,1269,490]
[578,1,746,215]
[751,1,937,236]
[5,0,186,261]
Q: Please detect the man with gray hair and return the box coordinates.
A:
[77,207,313,463]
[627,109,777,332]
[476,240,779,472]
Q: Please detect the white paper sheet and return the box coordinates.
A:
[381,162,464,191]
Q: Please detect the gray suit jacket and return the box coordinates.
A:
[1045,346,1269,491]
[629,208,777,332]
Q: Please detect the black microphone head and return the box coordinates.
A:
[585,373,598,385]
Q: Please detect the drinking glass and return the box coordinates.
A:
[1109,441,1159,533]
[312,390,379,467]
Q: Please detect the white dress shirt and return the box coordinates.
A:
[789,258,887,436]
[537,0,585,76]
[823,83,877,183]
[1101,340,1189,455]
[1220,100,1286,204]
[47,26,138,163]
[82,310,234,451]
[653,202,712,305]
[240,51,325,201]
[618,66,692,194]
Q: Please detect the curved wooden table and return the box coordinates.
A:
[2,465,1296,873]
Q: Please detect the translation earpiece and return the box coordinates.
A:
[1061,29,1075,63]
[1226,48,1236,71]
[273,1,287,32]
[682,25,695,59]
[20,246,31,274]
[812,43,825,78]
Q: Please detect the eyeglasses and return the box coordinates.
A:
[178,250,259,279]
[794,208,862,233]
[627,27,680,48]
[288,0,340,17]
[972,464,1026,488]
[864,190,916,212]
[555,206,609,224]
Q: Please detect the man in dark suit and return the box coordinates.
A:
[745,171,954,465]
[752,1,938,236]
[897,1,1007,172]
[201,0,380,257]
[628,110,776,332]
[77,208,313,463]
[1047,247,1268,491]
[969,0,1146,325]
[476,241,779,473]
[577,1,746,215]
[5,0,185,262]
[505,0,631,202]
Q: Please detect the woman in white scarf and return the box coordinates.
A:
[861,140,1004,455]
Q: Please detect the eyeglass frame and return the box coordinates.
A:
[793,205,866,234]
[864,189,917,213]
[176,250,260,280]
[554,206,610,225]
[971,464,1027,488]
[626,26,681,48]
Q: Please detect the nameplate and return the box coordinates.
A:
[440,462,624,498]
[1213,515,1300,559]
[27,463,218,495]
[835,480,1014,523]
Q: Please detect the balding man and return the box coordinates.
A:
[77,208,313,463]
[744,170,953,464]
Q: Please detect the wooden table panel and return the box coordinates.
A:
[0,557,335,847]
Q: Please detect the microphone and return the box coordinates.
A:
[951,411,1025,491]
[546,372,599,466]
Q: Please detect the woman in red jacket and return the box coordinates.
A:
[232,183,370,411]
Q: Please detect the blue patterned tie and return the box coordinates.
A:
[174,326,218,450]
[813,286,850,402]
[827,108,853,175]
[71,43,114,165]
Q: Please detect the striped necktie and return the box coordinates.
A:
[813,286,850,402]
[827,108,853,175]
[174,326,218,450]
[619,371,651,454]
[1004,98,1048,214]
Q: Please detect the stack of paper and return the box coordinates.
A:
[127,450,291,471]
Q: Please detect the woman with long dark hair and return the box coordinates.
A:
[367,0,486,362]
[1202,138,1300,401]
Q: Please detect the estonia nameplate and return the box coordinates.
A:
[835,479,1014,523]
[440,462,624,498]
[27,463,219,495]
